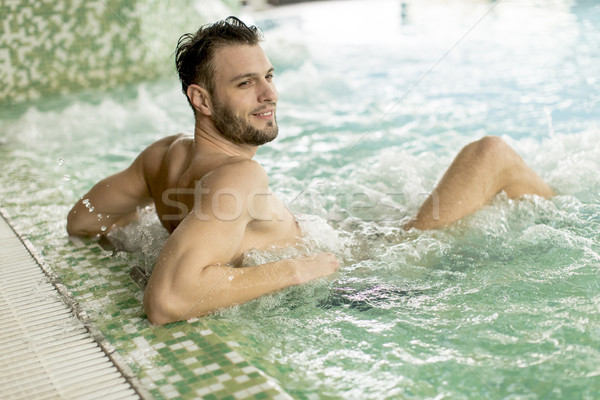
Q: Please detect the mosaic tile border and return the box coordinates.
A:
[0,213,141,400]
[0,192,292,399]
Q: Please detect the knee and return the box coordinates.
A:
[475,135,507,153]
[465,136,515,164]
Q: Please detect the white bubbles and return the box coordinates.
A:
[276,60,351,104]
[515,129,600,201]
[298,214,350,254]
[107,206,169,275]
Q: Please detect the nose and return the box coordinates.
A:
[258,79,278,103]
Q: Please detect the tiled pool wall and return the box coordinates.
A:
[0,0,239,106]
[1,0,295,398]
[0,195,292,399]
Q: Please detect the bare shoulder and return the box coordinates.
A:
[140,133,190,160]
[201,158,268,192]
[138,133,192,175]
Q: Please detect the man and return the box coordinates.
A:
[67,17,553,325]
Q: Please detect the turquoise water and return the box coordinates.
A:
[1,0,600,398]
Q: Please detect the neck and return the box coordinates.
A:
[193,120,258,159]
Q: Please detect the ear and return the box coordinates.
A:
[187,84,212,116]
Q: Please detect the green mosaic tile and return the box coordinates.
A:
[0,186,292,399]
[0,0,241,106]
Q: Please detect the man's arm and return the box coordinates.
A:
[143,161,339,325]
[66,138,167,237]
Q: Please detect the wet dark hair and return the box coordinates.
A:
[175,16,263,105]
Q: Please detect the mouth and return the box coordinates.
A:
[251,109,275,120]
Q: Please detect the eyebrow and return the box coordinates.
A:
[230,67,275,83]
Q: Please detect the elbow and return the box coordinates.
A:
[144,292,173,326]
[145,309,173,326]
[143,287,187,326]
[143,283,216,325]
[67,206,103,237]
[66,209,86,237]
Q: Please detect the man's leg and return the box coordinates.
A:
[405,136,554,230]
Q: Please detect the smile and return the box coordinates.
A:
[252,110,274,119]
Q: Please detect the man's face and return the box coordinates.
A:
[209,45,278,146]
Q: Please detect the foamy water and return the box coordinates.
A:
[1,0,599,397]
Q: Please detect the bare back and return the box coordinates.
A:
[143,134,301,260]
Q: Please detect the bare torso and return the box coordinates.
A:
[146,134,301,262]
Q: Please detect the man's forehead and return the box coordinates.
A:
[212,45,272,80]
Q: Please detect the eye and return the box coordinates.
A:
[266,73,274,81]
[238,80,251,88]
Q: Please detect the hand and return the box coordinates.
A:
[294,252,340,284]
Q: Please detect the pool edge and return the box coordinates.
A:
[0,206,293,399]
[0,208,149,399]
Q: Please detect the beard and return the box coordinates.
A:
[211,99,278,146]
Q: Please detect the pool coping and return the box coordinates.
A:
[0,206,293,399]
[0,207,151,399]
